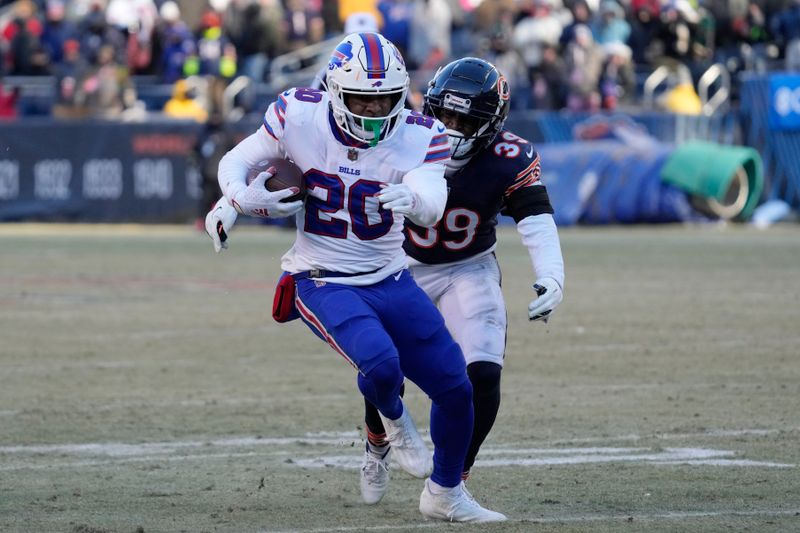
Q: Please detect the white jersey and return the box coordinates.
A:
[219,87,450,285]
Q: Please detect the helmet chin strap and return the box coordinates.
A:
[364,119,383,147]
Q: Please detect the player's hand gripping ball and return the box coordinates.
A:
[246,159,306,203]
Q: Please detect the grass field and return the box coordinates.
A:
[1,223,799,533]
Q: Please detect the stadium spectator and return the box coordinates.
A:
[483,25,529,109]
[338,0,384,29]
[512,0,564,74]
[0,0,792,117]
[0,76,19,119]
[183,9,237,115]
[378,0,414,58]
[530,43,567,109]
[40,0,78,66]
[771,0,800,71]
[77,0,127,66]
[564,23,604,111]
[599,41,636,109]
[560,0,592,47]
[224,0,277,83]
[52,38,92,118]
[105,0,158,73]
[81,43,136,118]
[590,0,631,45]
[151,0,193,83]
[1,0,48,75]
[627,0,662,66]
[283,0,325,51]
[661,67,702,114]
[407,0,452,70]
[163,78,208,122]
[472,0,516,37]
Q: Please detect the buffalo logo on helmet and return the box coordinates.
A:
[329,41,354,70]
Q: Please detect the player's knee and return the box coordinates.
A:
[430,378,473,411]
[363,357,403,393]
[467,361,502,398]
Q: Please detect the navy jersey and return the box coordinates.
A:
[404,130,554,264]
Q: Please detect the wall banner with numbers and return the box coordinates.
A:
[0,119,204,222]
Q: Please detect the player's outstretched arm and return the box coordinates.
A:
[517,213,565,322]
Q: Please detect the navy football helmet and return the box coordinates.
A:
[423,57,510,160]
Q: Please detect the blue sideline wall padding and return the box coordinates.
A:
[537,141,700,226]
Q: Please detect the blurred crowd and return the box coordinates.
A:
[0,0,798,120]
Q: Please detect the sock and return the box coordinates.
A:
[464,361,502,472]
[367,441,390,458]
[366,428,389,454]
[427,478,457,495]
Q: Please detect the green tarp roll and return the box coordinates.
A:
[660,141,764,220]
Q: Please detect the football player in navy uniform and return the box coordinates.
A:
[359,57,565,506]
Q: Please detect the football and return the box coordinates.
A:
[246,158,306,203]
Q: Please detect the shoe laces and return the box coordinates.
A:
[362,451,389,479]
[461,483,477,503]
[444,484,481,521]
[386,424,408,448]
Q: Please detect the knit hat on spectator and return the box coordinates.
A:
[160,1,180,23]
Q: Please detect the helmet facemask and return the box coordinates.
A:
[329,81,407,146]
[425,93,504,160]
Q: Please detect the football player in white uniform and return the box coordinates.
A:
[358,57,565,505]
[205,33,506,523]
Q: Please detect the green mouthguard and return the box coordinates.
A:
[364,119,383,147]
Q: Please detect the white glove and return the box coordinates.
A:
[205,197,238,253]
[378,183,419,216]
[230,168,304,218]
[528,277,563,322]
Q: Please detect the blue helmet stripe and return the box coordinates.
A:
[359,33,385,79]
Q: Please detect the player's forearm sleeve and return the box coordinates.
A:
[218,129,284,201]
[517,213,565,289]
[403,164,448,227]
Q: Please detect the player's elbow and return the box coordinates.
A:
[409,190,446,227]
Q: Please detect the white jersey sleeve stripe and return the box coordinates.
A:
[263,118,278,141]
[275,94,288,127]
[425,149,450,163]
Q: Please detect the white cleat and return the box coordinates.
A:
[419,479,507,523]
[360,445,390,504]
[379,402,433,478]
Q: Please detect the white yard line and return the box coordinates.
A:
[264,509,800,533]
[4,427,792,455]
[1,433,794,471]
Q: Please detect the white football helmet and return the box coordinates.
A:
[326,32,409,145]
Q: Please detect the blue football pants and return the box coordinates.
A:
[294,269,474,487]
